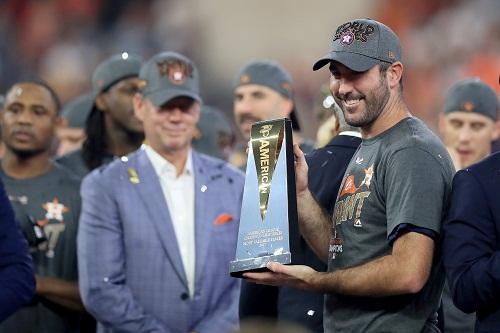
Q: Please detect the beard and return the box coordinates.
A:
[7,145,46,159]
[335,75,390,128]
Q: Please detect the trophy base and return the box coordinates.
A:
[229,253,291,278]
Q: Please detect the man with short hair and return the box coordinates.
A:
[246,18,455,333]
[439,78,499,332]
[439,77,499,171]
[231,60,314,169]
[234,60,323,332]
[0,80,84,332]
[78,51,244,333]
[56,53,143,178]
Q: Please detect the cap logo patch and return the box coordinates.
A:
[388,51,395,59]
[157,59,193,85]
[240,74,251,84]
[463,101,474,112]
[340,31,354,46]
[333,21,375,44]
[282,82,291,92]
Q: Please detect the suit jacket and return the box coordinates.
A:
[443,152,500,333]
[78,148,244,333]
[239,134,360,333]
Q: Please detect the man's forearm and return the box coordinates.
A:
[297,189,332,262]
[36,275,84,311]
[309,233,433,296]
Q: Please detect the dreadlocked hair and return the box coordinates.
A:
[82,107,108,171]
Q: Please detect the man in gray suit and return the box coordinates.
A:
[77,51,244,333]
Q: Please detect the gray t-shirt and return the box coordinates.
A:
[0,164,81,333]
[324,117,454,333]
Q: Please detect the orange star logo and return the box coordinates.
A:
[361,164,374,188]
[462,101,474,112]
[340,175,359,197]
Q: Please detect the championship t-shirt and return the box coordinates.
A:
[324,117,455,333]
[0,163,81,333]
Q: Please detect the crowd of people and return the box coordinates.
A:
[0,14,498,333]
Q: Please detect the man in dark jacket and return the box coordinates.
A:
[443,152,500,333]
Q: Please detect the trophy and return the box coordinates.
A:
[230,118,300,277]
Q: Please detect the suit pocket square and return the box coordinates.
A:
[214,213,233,226]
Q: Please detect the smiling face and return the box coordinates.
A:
[1,82,60,158]
[440,111,499,169]
[134,95,200,156]
[329,61,390,129]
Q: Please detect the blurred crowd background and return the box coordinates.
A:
[0,0,498,139]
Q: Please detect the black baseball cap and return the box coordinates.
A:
[313,18,401,72]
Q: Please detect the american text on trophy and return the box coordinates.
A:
[230,118,299,277]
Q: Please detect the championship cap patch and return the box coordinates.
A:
[157,59,193,86]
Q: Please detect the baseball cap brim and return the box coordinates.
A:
[313,51,381,72]
[146,88,202,107]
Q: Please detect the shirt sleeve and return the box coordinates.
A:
[384,147,450,238]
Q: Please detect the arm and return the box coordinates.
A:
[245,231,434,296]
[294,144,331,262]
[247,147,445,296]
[443,170,500,313]
[0,181,36,321]
[36,275,83,311]
[78,173,170,333]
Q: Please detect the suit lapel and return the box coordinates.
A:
[132,149,188,286]
[193,153,218,289]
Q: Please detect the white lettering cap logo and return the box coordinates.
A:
[340,32,355,46]
[173,71,183,82]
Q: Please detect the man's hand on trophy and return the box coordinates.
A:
[243,261,319,291]
[293,144,309,196]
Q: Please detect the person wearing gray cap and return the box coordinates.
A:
[230,60,314,169]
[439,77,499,171]
[245,18,455,333]
[56,52,143,178]
[192,105,236,161]
[77,51,244,333]
[55,92,93,156]
[438,77,499,333]
[233,59,322,333]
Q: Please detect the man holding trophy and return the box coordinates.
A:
[243,18,455,333]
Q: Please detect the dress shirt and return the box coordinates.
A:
[143,144,196,297]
